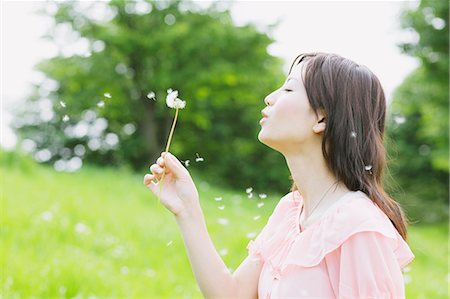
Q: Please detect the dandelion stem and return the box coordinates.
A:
[159,107,179,199]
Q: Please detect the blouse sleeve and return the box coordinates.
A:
[337,231,409,299]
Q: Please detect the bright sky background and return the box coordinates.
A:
[1,0,420,149]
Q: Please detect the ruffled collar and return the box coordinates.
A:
[257,190,412,276]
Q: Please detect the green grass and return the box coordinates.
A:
[1,152,448,298]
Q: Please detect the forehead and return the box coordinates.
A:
[288,61,307,82]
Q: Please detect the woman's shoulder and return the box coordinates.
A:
[283,190,413,268]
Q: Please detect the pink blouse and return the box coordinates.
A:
[247,190,415,298]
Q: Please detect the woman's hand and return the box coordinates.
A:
[143,152,199,217]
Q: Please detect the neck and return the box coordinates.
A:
[284,149,350,219]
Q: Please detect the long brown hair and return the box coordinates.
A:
[288,52,410,241]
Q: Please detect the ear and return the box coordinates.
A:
[312,116,326,134]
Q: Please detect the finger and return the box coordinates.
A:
[143,174,158,193]
[165,152,187,176]
[157,156,165,167]
[149,164,164,179]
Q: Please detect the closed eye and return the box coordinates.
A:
[284,89,293,92]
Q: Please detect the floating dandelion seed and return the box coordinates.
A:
[365,165,373,174]
[166,240,173,247]
[246,232,257,239]
[121,266,129,275]
[195,153,204,162]
[103,92,112,99]
[97,101,105,108]
[214,197,223,201]
[350,131,357,138]
[248,193,253,199]
[218,205,225,210]
[75,222,90,234]
[217,218,229,225]
[219,248,228,256]
[258,193,267,199]
[41,211,53,222]
[394,115,406,125]
[183,159,190,167]
[246,187,253,194]
[60,101,66,108]
[62,115,70,122]
[257,202,264,208]
[146,91,156,101]
[253,215,261,221]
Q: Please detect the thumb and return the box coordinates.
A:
[163,152,187,179]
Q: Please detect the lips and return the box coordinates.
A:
[261,110,269,118]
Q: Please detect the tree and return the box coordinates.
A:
[386,0,449,222]
[14,0,291,192]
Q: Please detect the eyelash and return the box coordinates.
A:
[284,89,293,92]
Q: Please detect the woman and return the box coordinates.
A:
[143,52,415,298]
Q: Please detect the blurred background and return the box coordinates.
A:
[1,0,448,297]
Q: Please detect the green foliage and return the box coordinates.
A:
[14,0,289,193]
[1,154,446,297]
[386,0,449,222]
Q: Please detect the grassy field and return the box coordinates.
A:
[1,152,448,298]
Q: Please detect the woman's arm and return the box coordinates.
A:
[144,152,262,298]
[176,203,263,299]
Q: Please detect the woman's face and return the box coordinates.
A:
[258,61,325,154]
